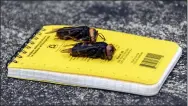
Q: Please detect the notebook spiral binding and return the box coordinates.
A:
[6,26,43,68]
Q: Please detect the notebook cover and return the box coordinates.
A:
[7,25,180,85]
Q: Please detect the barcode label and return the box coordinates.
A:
[140,53,163,69]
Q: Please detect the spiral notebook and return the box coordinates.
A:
[7,25,182,96]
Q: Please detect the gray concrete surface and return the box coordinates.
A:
[1,1,187,105]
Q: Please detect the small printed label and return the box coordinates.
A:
[116,48,132,64]
[131,52,143,64]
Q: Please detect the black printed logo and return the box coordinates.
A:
[48,44,57,49]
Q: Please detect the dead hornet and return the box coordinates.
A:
[61,42,116,60]
[46,26,105,43]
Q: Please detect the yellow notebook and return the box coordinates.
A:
[7,25,182,96]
